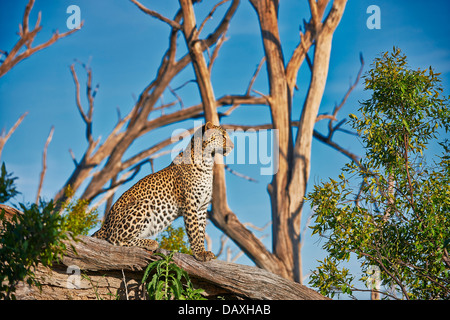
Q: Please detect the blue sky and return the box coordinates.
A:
[1,1,450,298]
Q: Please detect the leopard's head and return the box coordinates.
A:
[202,121,234,157]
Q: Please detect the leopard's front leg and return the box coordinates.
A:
[182,204,215,262]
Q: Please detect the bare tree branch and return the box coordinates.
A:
[312,129,360,166]
[332,52,364,117]
[198,0,231,35]
[54,0,244,204]
[0,112,28,160]
[208,34,228,73]
[69,63,97,144]
[246,57,266,96]
[0,0,82,78]
[129,0,182,30]
[202,0,240,49]
[224,164,258,182]
[308,0,321,29]
[285,21,314,92]
[285,0,347,283]
[36,126,54,204]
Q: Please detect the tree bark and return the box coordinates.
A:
[250,0,295,281]
[288,0,347,283]
[13,235,328,300]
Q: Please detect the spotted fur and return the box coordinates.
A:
[92,122,234,262]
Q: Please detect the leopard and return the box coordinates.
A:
[92,121,234,262]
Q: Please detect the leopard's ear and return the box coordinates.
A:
[205,121,215,129]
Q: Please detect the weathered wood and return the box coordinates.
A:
[61,235,152,272]
[0,204,23,220]
[13,234,327,300]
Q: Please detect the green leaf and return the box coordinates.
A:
[402,118,411,134]
[444,239,450,249]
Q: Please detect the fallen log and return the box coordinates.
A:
[13,235,327,300]
[2,204,327,300]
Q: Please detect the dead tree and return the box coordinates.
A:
[177,0,352,283]
[42,0,357,285]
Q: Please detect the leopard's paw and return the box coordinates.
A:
[194,250,216,262]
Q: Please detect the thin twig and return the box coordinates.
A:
[121,269,129,300]
[70,64,89,124]
[168,85,184,109]
[70,62,98,143]
[208,34,228,73]
[129,0,182,30]
[198,0,231,35]
[0,112,28,159]
[246,57,266,96]
[36,126,54,204]
[224,164,258,182]
[68,149,78,167]
[172,79,197,91]
[315,114,337,123]
[332,53,365,117]
[218,57,267,118]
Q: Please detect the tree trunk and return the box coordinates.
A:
[180,0,289,278]
[250,0,295,281]
[287,0,347,283]
[176,0,348,283]
[249,0,347,283]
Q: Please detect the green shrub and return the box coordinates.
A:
[0,162,19,203]
[142,251,205,300]
[60,186,99,236]
[0,201,71,299]
[156,225,192,254]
